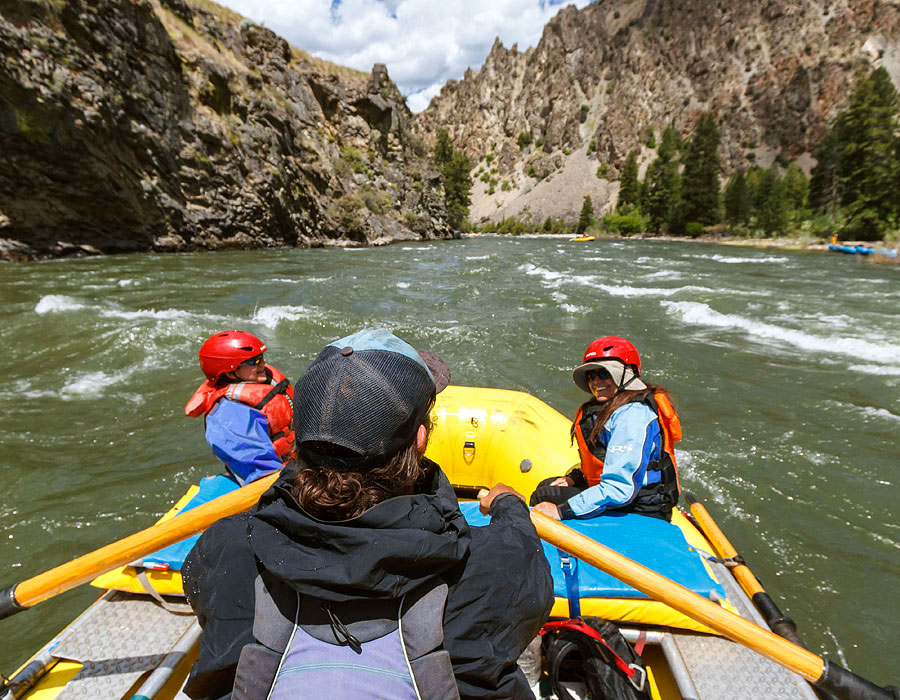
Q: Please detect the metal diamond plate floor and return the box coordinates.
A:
[51,592,194,700]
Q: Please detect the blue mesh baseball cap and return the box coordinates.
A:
[294,329,449,470]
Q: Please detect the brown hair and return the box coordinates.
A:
[291,421,431,521]
[572,383,673,446]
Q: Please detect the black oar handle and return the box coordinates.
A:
[751,591,806,648]
[0,584,27,620]
[816,661,899,700]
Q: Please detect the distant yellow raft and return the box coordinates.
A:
[570,234,595,241]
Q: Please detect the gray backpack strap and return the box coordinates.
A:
[233,575,298,700]
[400,582,460,700]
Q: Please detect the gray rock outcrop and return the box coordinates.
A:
[0,0,451,261]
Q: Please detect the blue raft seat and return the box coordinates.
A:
[459,501,725,601]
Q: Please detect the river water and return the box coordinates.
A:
[1,236,897,686]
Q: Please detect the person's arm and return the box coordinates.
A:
[183,514,258,700]
[445,488,554,698]
[205,399,282,485]
[559,403,660,519]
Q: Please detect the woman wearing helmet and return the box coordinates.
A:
[530,336,682,522]
[185,331,295,485]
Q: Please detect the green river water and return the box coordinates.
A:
[0,236,897,686]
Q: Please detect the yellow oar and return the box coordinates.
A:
[683,492,807,648]
[530,510,898,700]
[0,472,279,619]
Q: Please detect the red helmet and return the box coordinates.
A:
[198,331,267,381]
[582,336,641,373]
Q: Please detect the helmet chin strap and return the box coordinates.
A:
[618,366,641,391]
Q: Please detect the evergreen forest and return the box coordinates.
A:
[465,68,900,245]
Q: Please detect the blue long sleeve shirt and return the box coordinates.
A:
[565,402,664,519]
[204,399,282,485]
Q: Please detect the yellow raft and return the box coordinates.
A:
[7,386,819,700]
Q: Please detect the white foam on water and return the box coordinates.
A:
[663,301,900,366]
[560,303,587,313]
[593,282,716,298]
[706,254,790,264]
[11,379,56,399]
[518,263,566,284]
[100,307,198,321]
[859,406,900,423]
[60,370,133,399]
[396,282,410,289]
[271,276,332,283]
[35,295,86,314]
[118,279,137,287]
[854,364,900,376]
[465,255,491,260]
[252,304,326,328]
[643,270,684,280]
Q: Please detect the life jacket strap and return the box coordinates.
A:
[255,378,290,410]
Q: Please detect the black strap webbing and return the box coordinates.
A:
[254,379,289,410]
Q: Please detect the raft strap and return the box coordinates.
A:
[135,570,193,615]
[706,554,746,569]
[557,549,581,618]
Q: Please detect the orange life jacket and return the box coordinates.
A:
[185,364,295,463]
[573,391,681,516]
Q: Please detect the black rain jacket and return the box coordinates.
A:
[182,461,553,700]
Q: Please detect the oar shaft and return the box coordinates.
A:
[530,511,898,700]
[685,494,806,648]
[529,511,823,679]
[0,472,279,619]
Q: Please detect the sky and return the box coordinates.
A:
[217,0,592,112]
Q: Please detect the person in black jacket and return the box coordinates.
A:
[182,328,553,700]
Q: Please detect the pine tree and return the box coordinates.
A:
[724,170,750,227]
[443,150,472,230]
[783,163,808,215]
[434,128,453,167]
[681,113,721,225]
[809,127,841,214]
[576,195,594,234]
[835,67,899,236]
[757,166,789,235]
[643,126,681,233]
[617,150,641,211]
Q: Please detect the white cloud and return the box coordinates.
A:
[216,0,591,111]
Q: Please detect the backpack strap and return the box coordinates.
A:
[542,619,647,692]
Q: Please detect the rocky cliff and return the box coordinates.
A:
[0,0,450,261]
[415,0,900,225]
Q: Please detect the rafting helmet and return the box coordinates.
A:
[198,330,267,381]
[572,336,647,393]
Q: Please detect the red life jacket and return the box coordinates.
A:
[573,391,681,516]
[185,364,295,463]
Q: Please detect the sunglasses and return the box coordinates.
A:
[239,355,265,367]
[586,368,612,382]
